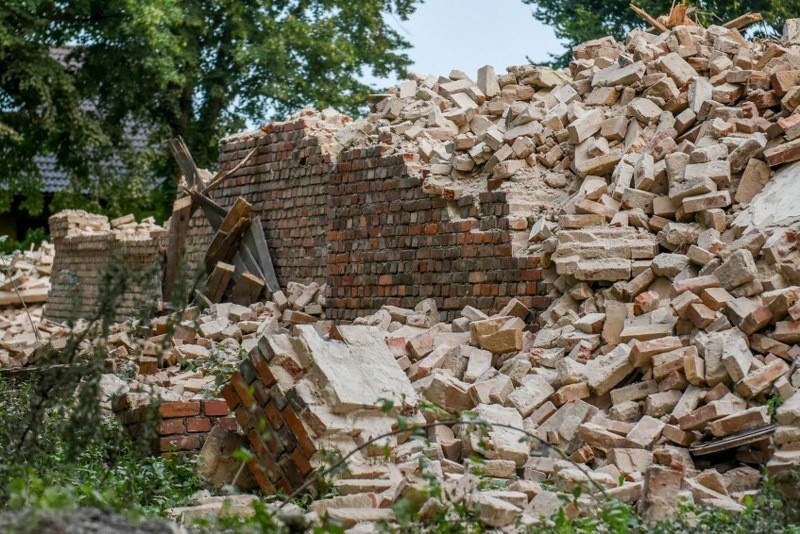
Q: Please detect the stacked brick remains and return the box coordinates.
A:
[185,120,336,286]
[220,321,418,494]
[47,210,168,323]
[24,9,800,530]
[115,398,236,454]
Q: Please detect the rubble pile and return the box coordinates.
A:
[9,6,800,529]
[0,242,53,367]
[212,14,800,529]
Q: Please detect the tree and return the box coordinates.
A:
[522,0,795,67]
[0,0,419,221]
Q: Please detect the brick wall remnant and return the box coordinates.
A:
[46,210,168,323]
[221,323,419,494]
[185,112,553,322]
[114,396,237,454]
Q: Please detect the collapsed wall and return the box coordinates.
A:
[185,117,551,322]
[46,211,167,323]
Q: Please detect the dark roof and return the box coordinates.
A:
[34,127,152,193]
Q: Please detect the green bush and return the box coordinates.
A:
[0,377,206,519]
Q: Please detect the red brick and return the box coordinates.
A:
[290,448,314,476]
[159,418,186,436]
[221,383,240,410]
[213,416,239,432]
[160,401,200,418]
[250,354,276,387]
[186,417,211,433]
[234,406,255,431]
[203,399,229,417]
[264,402,284,429]
[247,460,277,494]
[230,371,256,408]
[282,407,317,458]
[248,430,270,458]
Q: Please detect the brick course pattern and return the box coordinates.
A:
[221,355,318,494]
[186,119,548,321]
[115,398,237,454]
[46,211,168,323]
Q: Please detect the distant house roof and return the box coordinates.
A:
[34,128,151,194]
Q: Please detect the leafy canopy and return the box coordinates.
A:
[522,0,795,67]
[0,0,418,220]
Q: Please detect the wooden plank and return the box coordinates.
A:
[248,217,281,295]
[0,288,49,306]
[191,190,227,231]
[235,239,264,280]
[169,137,201,188]
[193,289,213,309]
[689,424,775,456]
[629,4,669,32]
[666,4,687,28]
[204,198,252,273]
[163,195,196,301]
[231,272,266,306]
[202,146,258,194]
[205,262,235,303]
[723,12,763,30]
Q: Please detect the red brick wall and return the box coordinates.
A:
[117,398,237,454]
[186,118,550,321]
[186,119,334,284]
[326,147,545,321]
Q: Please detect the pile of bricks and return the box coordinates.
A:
[224,291,799,528]
[46,210,168,323]
[200,14,800,529]
[103,281,332,456]
[0,241,54,366]
[13,6,800,529]
[220,321,418,494]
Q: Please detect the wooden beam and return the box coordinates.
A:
[163,195,196,301]
[231,272,266,306]
[169,137,201,188]
[204,197,252,273]
[246,217,281,295]
[723,12,763,30]
[205,262,235,303]
[666,3,686,28]
[630,4,669,32]
[690,425,775,456]
[190,189,227,231]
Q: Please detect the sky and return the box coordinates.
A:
[365,0,566,88]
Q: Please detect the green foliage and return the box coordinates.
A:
[0,378,205,517]
[0,227,49,254]
[0,254,209,521]
[522,0,793,67]
[768,392,786,419]
[0,0,420,221]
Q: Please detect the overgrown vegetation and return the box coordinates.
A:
[0,228,49,254]
[0,377,205,517]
